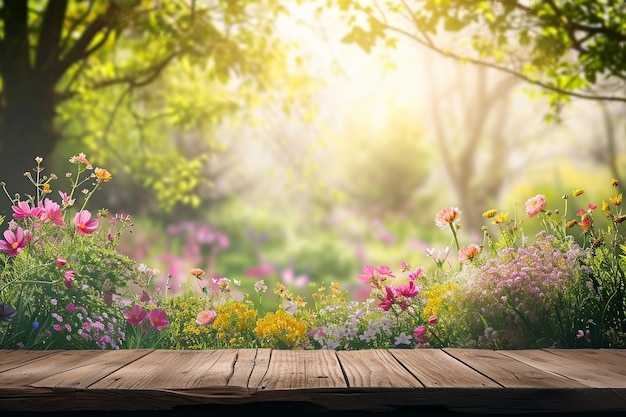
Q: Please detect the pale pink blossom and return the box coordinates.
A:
[525,194,547,217]
[196,310,217,326]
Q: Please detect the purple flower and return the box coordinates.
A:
[0,302,17,322]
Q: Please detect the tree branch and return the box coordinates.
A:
[383,24,626,103]
[35,0,68,74]
[51,2,119,83]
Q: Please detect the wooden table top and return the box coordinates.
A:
[1,348,625,415]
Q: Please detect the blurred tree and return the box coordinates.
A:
[0,0,315,217]
[329,0,626,187]
[332,0,626,104]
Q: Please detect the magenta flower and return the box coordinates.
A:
[75,210,99,234]
[357,264,378,283]
[0,227,27,256]
[124,304,147,326]
[428,316,438,326]
[38,198,65,226]
[413,325,427,342]
[378,286,396,311]
[408,267,422,281]
[148,308,169,330]
[55,257,67,267]
[525,194,547,217]
[12,201,43,220]
[395,281,419,299]
[63,270,76,289]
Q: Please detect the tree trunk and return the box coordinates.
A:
[0,86,59,219]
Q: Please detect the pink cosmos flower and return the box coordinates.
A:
[435,207,461,229]
[0,227,27,256]
[378,286,396,311]
[63,270,76,289]
[55,257,67,267]
[394,281,419,299]
[75,210,99,234]
[428,316,438,326]
[125,304,147,326]
[148,308,169,330]
[525,194,547,217]
[196,310,217,326]
[38,199,65,226]
[12,201,43,220]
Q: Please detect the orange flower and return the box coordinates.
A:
[458,244,481,263]
[435,207,461,229]
[190,268,205,279]
[94,167,112,182]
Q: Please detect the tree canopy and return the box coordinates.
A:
[0,0,315,216]
[334,0,626,111]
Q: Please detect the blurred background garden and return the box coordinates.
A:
[1,1,625,327]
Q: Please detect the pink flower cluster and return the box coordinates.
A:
[124,304,169,331]
[0,199,99,257]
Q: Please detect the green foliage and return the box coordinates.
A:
[328,0,626,122]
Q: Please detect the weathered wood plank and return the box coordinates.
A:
[227,348,270,389]
[443,348,586,388]
[500,349,626,388]
[0,349,625,413]
[0,350,124,388]
[389,349,500,388]
[256,349,347,390]
[0,349,60,372]
[337,349,422,388]
[30,349,153,389]
[89,349,238,390]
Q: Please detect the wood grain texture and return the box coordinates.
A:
[1,348,625,413]
[337,349,422,388]
[389,348,500,388]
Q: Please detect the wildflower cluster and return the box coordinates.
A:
[432,179,626,349]
[0,155,166,349]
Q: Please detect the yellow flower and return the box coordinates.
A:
[611,178,619,188]
[94,167,112,182]
[255,310,308,349]
[482,209,497,218]
[610,193,622,206]
[565,219,577,229]
[42,183,51,194]
[493,212,509,224]
[602,200,610,211]
[573,188,585,197]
